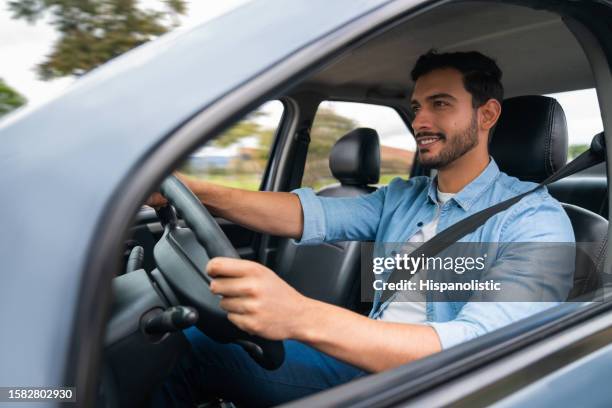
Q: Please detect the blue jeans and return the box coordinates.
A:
[151,327,369,407]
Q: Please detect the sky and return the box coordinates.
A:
[0,0,603,148]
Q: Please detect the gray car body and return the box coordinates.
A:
[0,0,395,401]
[1,0,611,407]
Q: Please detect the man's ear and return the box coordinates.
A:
[479,99,502,133]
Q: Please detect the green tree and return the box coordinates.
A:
[221,107,357,182]
[213,111,269,148]
[0,78,27,117]
[302,107,357,188]
[568,144,589,161]
[309,108,357,155]
[8,0,187,79]
[180,106,359,190]
[211,111,275,171]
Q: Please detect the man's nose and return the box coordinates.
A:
[412,108,433,132]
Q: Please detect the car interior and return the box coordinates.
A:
[98,1,609,407]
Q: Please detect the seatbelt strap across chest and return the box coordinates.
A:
[379,132,606,303]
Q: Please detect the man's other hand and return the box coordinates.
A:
[145,172,194,209]
[146,191,168,209]
[208,257,311,340]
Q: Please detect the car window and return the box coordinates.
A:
[302,101,416,190]
[179,100,284,190]
[545,88,604,162]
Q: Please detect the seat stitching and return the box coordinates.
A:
[545,100,554,176]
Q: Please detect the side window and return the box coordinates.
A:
[302,101,416,190]
[180,100,284,190]
[545,88,604,162]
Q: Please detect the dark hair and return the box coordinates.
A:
[411,50,504,109]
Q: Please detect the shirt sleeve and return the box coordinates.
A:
[427,192,576,349]
[291,186,387,245]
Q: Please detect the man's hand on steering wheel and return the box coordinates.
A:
[147,173,196,209]
[208,257,312,341]
[152,174,288,369]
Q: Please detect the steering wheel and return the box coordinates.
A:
[152,175,285,370]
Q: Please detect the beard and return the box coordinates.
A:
[418,112,479,170]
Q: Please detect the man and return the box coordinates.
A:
[151,51,574,407]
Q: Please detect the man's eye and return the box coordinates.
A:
[411,106,420,113]
[434,100,449,108]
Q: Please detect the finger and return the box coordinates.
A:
[207,257,261,278]
[227,312,254,334]
[210,277,259,297]
[146,192,167,208]
[219,297,258,314]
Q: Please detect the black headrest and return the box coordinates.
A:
[329,128,380,185]
[490,95,568,182]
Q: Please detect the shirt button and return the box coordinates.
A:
[417,222,424,227]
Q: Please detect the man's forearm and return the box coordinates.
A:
[292,299,442,373]
[184,175,304,239]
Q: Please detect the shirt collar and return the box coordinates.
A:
[427,158,500,211]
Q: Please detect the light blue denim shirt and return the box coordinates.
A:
[292,158,575,349]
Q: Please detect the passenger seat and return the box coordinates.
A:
[275,128,380,310]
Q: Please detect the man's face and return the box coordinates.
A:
[410,68,480,169]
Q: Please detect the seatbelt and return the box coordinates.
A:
[380,132,607,303]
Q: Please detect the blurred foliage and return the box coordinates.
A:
[8,0,187,79]
[568,144,589,161]
[0,78,27,117]
[302,108,357,188]
[213,111,274,153]
[183,106,412,191]
[182,107,358,190]
[182,105,414,191]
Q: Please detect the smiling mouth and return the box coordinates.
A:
[417,135,443,148]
